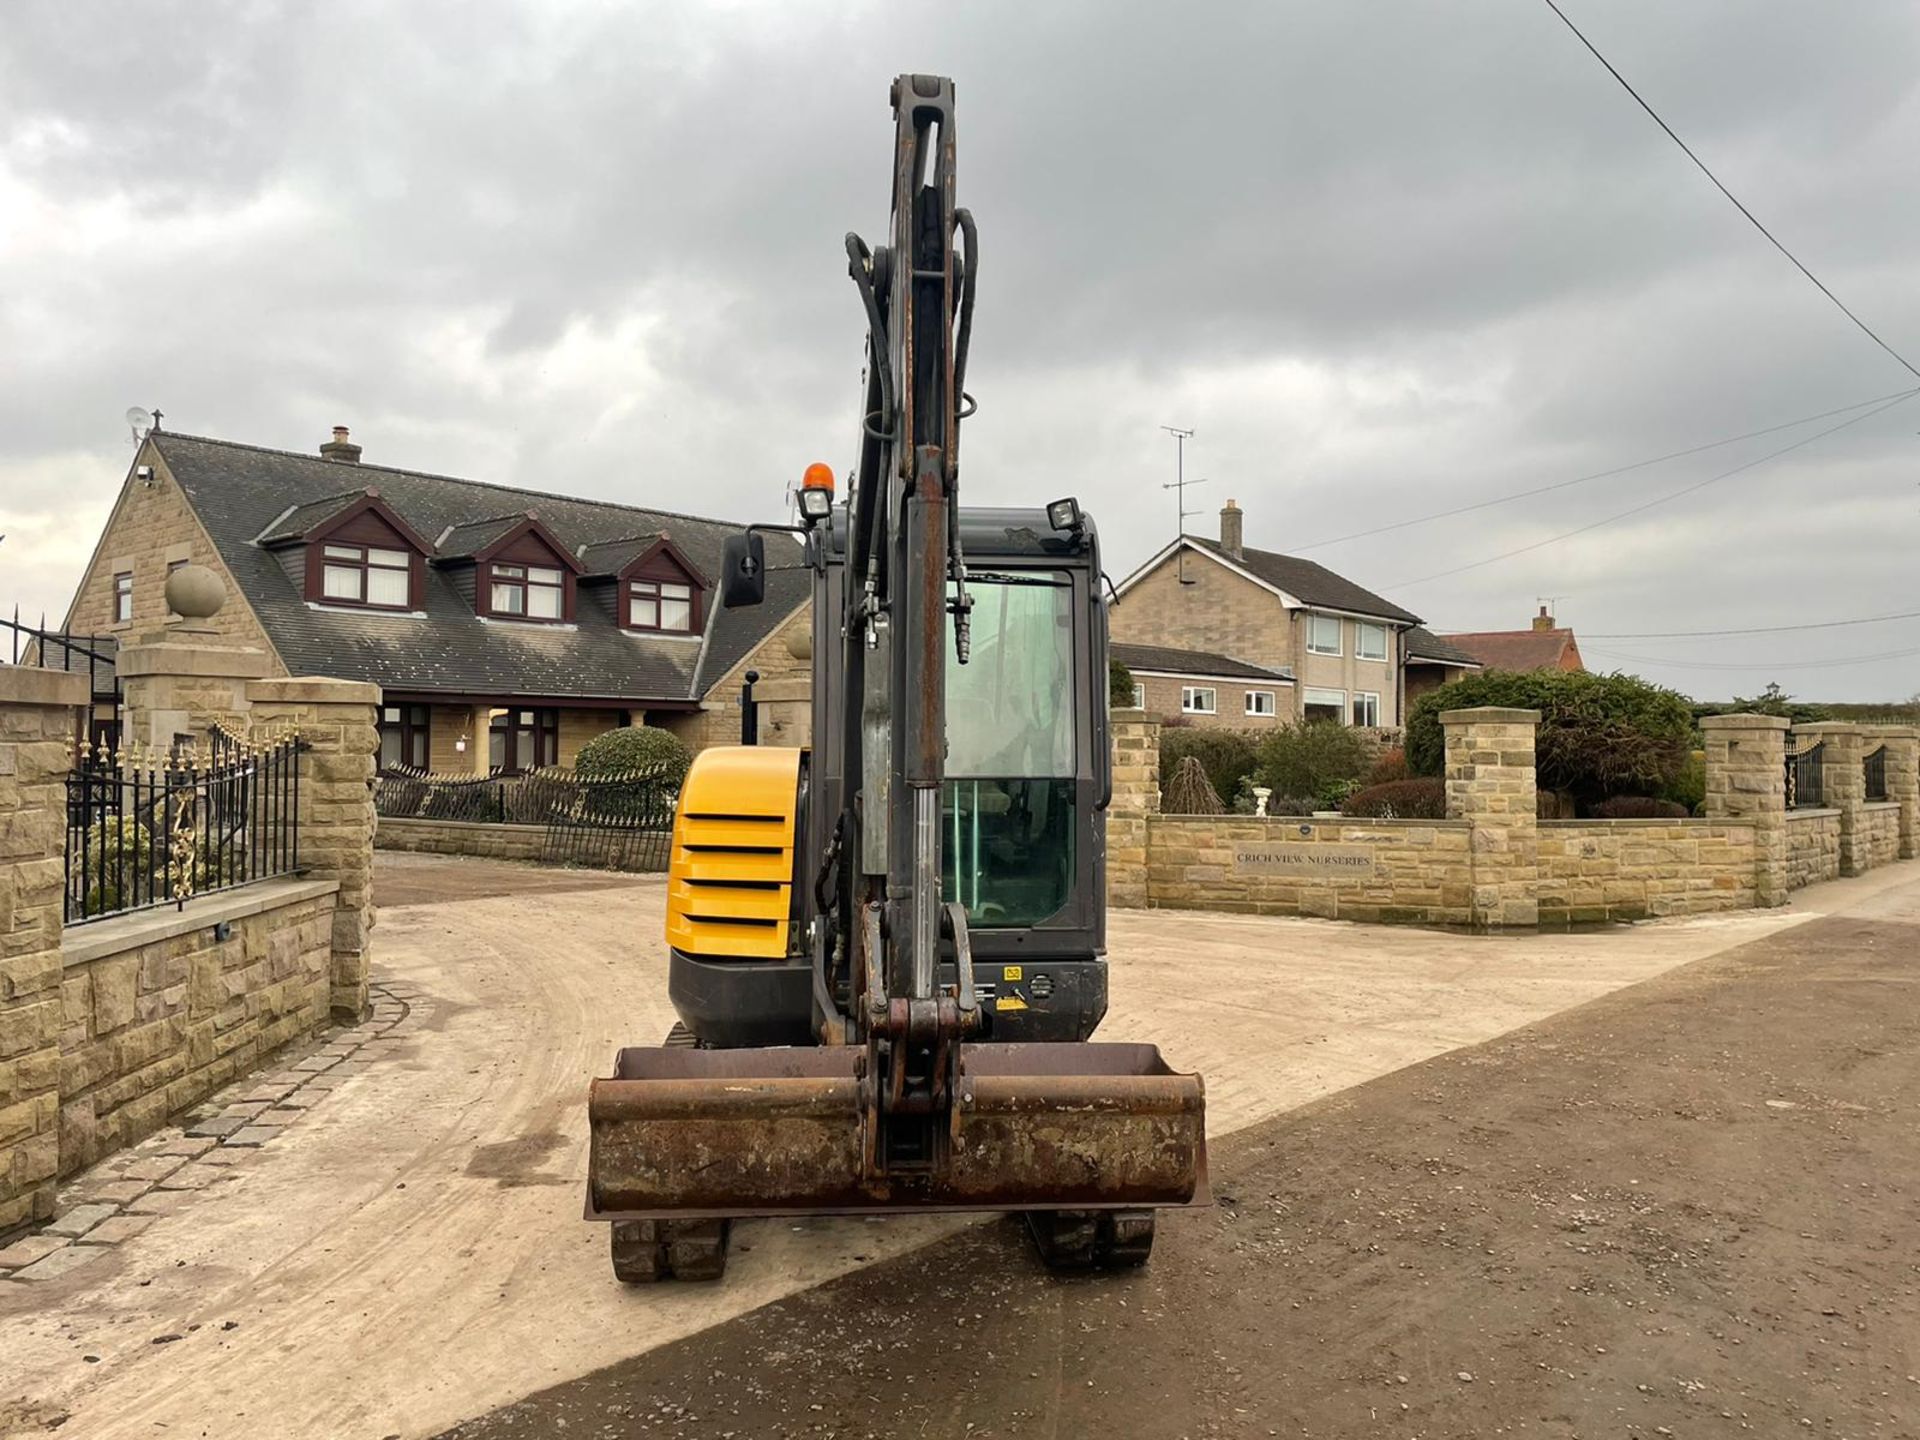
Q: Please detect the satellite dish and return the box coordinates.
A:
[126,406,153,442]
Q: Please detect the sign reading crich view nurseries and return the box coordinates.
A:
[1231,843,1378,879]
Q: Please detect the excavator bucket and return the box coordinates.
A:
[585,1041,1207,1221]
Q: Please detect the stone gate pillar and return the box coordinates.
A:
[246,678,380,1021]
[1701,713,1789,906]
[1863,725,1919,860]
[1441,707,1539,928]
[117,565,271,755]
[1107,709,1161,910]
[1795,722,1866,876]
[0,668,85,1231]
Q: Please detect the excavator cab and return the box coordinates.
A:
[584,74,1206,1281]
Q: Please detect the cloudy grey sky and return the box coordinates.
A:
[4,1,1918,700]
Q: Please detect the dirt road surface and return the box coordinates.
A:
[2,854,1912,1439]
[440,869,1920,1440]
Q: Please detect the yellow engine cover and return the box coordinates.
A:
[665,745,803,960]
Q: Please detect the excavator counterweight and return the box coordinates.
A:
[584,73,1207,1281]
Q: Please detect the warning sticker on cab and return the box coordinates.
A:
[996,994,1028,1012]
[1002,966,1023,982]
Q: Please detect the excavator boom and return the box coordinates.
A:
[584,73,1207,1278]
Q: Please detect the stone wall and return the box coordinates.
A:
[1146,814,1472,923]
[57,881,337,1173]
[376,817,549,862]
[1785,811,1840,890]
[1861,803,1900,871]
[1538,820,1759,923]
[1107,709,1161,909]
[1117,708,1919,929]
[0,670,86,1231]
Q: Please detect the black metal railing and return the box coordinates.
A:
[65,736,303,924]
[375,763,680,871]
[1863,744,1888,802]
[1785,740,1826,810]
[5,611,122,751]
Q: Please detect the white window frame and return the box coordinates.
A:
[1355,622,1388,662]
[1306,613,1342,656]
[1303,686,1347,723]
[1181,686,1217,715]
[1130,683,1147,709]
[1352,691,1381,727]
[1244,689,1276,717]
[112,571,133,623]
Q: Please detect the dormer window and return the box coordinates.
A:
[492,563,566,620]
[259,487,432,613]
[628,578,694,632]
[323,543,413,608]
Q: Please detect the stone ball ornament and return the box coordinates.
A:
[164,563,227,619]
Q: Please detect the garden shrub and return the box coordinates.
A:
[1109,658,1136,711]
[1160,727,1261,810]
[80,815,152,917]
[1588,795,1690,820]
[1340,777,1447,819]
[1163,754,1224,815]
[1660,750,1705,814]
[576,725,691,785]
[1251,722,1370,811]
[1363,745,1409,787]
[1405,669,1693,809]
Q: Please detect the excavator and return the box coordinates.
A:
[584,74,1208,1281]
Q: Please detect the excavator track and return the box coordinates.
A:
[610,1218,732,1283]
[1024,1208,1156,1271]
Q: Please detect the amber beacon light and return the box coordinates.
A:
[797,462,836,522]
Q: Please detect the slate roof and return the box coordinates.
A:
[255,489,371,544]
[432,513,533,560]
[576,534,665,577]
[1112,642,1294,683]
[1402,626,1482,667]
[1187,537,1422,624]
[1442,627,1583,673]
[151,432,808,705]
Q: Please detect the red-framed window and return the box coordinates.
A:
[489,563,566,620]
[378,704,430,770]
[627,578,695,632]
[489,707,558,772]
[321,543,413,609]
[113,572,133,623]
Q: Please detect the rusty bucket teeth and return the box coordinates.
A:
[586,1041,1208,1222]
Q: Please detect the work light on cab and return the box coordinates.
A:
[798,462,836,523]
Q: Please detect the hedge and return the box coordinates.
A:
[1340,777,1447,819]
[1405,669,1693,809]
[575,725,691,785]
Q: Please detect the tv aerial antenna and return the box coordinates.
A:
[125,406,161,443]
[1160,425,1202,584]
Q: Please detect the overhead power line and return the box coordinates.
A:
[1388,388,1920,590]
[1543,0,1920,381]
[1586,643,1920,673]
[1587,608,1920,640]
[1291,387,1919,553]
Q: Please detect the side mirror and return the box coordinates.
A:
[720,532,766,609]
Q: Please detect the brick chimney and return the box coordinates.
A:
[1532,604,1555,632]
[320,426,362,464]
[1220,498,1244,559]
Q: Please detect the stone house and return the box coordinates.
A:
[1111,642,1295,729]
[1442,606,1586,674]
[57,426,810,770]
[1402,626,1483,704]
[1110,499,1425,728]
